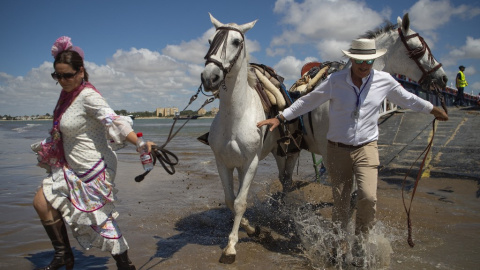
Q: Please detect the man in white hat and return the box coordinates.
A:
[257,38,448,265]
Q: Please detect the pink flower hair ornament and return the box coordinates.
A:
[51,36,84,59]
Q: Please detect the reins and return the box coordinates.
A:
[134,84,216,182]
[401,118,436,247]
[401,83,447,247]
[397,28,446,242]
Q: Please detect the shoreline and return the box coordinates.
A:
[0,116,216,121]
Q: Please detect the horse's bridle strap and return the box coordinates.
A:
[204,26,245,76]
[398,28,442,84]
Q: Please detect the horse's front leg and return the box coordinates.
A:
[220,157,259,264]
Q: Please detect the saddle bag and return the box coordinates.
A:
[276,127,303,157]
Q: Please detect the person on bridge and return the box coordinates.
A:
[257,38,448,267]
[454,65,468,107]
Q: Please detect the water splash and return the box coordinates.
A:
[294,210,394,269]
[252,181,395,269]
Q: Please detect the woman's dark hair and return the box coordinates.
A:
[54,50,89,81]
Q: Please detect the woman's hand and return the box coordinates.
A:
[126,131,156,152]
[145,141,156,153]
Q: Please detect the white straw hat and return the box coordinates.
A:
[342,38,387,60]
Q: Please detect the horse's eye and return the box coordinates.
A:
[233,39,242,47]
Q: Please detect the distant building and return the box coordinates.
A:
[156,107,179,117]
[198,108,206,116]
[210,107,219,116]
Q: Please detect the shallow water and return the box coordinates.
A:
[0,119,479,269]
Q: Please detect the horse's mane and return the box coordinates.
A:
[360,20,398,39]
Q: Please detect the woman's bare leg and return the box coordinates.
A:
[33,187,60,221]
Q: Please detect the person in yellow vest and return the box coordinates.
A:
[455,65,468,107]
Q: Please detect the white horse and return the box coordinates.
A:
[200,13,447,264]
[201,14,287,264]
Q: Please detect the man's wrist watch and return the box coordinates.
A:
[276,114,285,123]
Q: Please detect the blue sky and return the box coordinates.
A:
[1,0,479,116]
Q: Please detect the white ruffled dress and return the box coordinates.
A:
[39,88,134,255]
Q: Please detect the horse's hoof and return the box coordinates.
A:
[258,229,274,243]
[247,225,261,238]
[219,253,236,264]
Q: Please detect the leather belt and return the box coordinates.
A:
[328,140,371,149]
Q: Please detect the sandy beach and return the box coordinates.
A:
[12,151,477,270]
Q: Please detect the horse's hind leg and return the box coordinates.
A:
[273,152,299,192]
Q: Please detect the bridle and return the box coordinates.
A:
[398,28,443,86]
[204,26,245,86]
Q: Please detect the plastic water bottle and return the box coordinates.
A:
[136,132,153,172]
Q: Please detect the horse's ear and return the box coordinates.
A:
[209,13,223,29]
[400,13,410,32]
[239,19,258,34]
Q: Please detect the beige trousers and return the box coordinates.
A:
[326,141,379,235]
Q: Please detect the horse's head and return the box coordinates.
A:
[201,13,257,92]
[383,13,448,91]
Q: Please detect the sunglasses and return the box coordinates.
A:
[354,59,375,65]
[51,70,78,81]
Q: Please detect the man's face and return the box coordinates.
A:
[351,59,374,79]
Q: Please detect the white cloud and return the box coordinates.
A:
[266,47,287,57]
[162,28,215,65]
[315,39,350,62]
[464,65,476,76]
[407,0,480,45]
[271,0,386,58]
[407,0,454,32]
[273,55,319,81]
[444,36,480,69]
[463,37,480,59]
[0,43,212,116]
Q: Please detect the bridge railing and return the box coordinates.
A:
[395,76,478,107]
[379,99,398,117]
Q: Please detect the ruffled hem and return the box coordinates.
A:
[42,167,129,255]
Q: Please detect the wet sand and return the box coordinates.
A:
[117,152,480,270]
[11,148,478,270]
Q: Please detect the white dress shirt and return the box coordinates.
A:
[282,68,433,146]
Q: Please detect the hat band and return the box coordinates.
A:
[349,49,376,55]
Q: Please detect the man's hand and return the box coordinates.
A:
[257,118,281,131]
[431,106,448,121]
